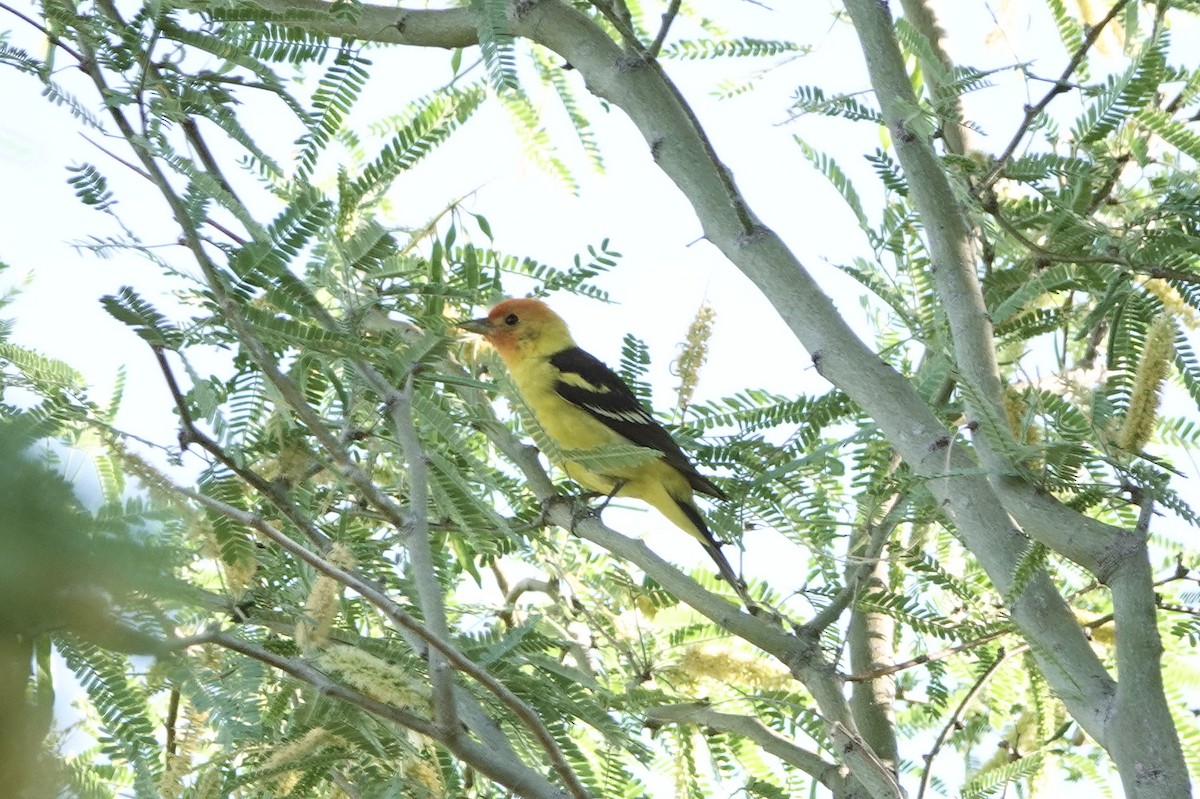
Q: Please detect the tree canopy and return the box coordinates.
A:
[2,1,1199,797]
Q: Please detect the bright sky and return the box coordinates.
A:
[0,2,851,578]
[3,0,1199,597]
[4,1,1198,540]
[2,2,1199,792]
[3,0,1199,598]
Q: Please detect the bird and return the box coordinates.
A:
[460,297,755,609]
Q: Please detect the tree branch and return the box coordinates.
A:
[827,0,1115,742]
[248,0,1120,770]
[1105,496,1190,796]
[897,0,969,156]
[846,626,1011,682]
[647,0,680,57]
[916,648,1011,799]
[844,476,905,774]
[645,703,846,791]
[186,627,437,735]
[839,12,1190,789]
[75,0,1190,792]
[390,372,458,735]
[804,475,906,633]
[984,200,1200,286]
[486,423,903,799]
[975,0,1133,191]
[0,0,86,62]
[174,483,592,799]
[151,345,334,551]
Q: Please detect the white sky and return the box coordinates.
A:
[2,2,1199,794]
[4,0,1198,545]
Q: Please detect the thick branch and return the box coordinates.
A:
[238,0,1124,757]
[488,427,903,799]
[646,703,845,791]
[845,493,902,774]
[1104,502,1190,797]
[390,373,458,735]
[897,0,968,156]
[846,1,1145,584]
[841,5,1186,793]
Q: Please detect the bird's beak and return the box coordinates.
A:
[456,317,493,335]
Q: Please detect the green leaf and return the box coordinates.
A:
[100,287,185,349]
[469,0,518,94]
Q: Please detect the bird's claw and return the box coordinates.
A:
[540,494,599,535]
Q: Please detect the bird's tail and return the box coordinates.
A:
[675,499,759,613]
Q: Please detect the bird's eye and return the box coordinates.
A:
[504,313,519,326]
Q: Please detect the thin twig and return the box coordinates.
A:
[985,202,1200,284]
[586,0,759,236]
[190,628,436,735]
[646,703,844,790]
[647,0,681,57]
[846,626,1011,682]
[0,1,86,62]
[202,217,248,245]
[164,686,180,757]
[1133,494,1155,541]
[228,307,417,535]
[81,130,246,244]
[504,577,559,607]
[181,626,557,797]
[94,0,251,215]
[804,470,907,633]
[396,191,481,257]
[177,485,593,799]
[80,134,152,180]
[976,0,1133,191]
[151,345,333,550]
[917,648,1012,799]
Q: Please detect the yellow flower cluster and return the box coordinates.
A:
[669,642,790,694]
[297,543,356,649]
[1143,279,1200,329]
[224,555,259,600]
[261,727,337,773]
[1002,387,1042,447]
[1113,315,1176,454]
[674,304,717,414]
[317,645,431,712]
[403,755,445,798]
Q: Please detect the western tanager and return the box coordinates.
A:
[461,298,753,607]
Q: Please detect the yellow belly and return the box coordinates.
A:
[506,355,702,539]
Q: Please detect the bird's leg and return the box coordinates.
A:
[566,480,626,533]
[596,479,626,513]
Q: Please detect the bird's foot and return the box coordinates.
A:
[565,481,626,531]
[540,494,603,535]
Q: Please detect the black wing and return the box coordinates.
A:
[548,346,726,499]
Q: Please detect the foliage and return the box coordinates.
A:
[1,1,1199,799]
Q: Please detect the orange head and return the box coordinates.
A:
[458,298,575,363]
